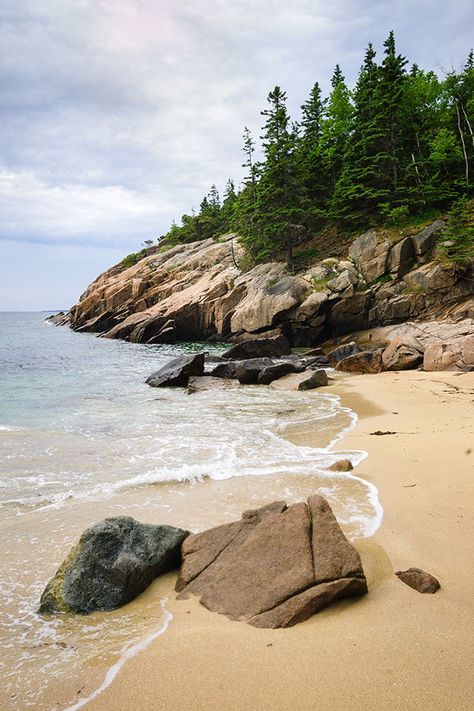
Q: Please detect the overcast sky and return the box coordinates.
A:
[0,0,472,310]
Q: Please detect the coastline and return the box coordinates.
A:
[78,370,474,711]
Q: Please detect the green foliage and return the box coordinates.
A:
[156,33,473,269]
[438,197,474,265]
[120,249,147,269]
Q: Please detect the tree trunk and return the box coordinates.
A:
[456,102,470,186]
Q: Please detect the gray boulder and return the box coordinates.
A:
[222,334,291,360]
[236,358,275,384]
[146,353,205,387]
[257,361,305,385]
[211,361,239,379]
[39,517,189,614]
[297,369,328,390]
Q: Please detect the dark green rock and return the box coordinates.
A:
[39,517,189,614]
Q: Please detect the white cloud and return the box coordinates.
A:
[0,0,473,307]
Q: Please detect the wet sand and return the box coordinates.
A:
[79,370,474,711]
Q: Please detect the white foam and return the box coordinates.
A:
[63,599,172,711]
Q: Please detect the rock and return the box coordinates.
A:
[336,350,383,374]
[211,361,239,379]
[395,568,441,594]
[327,341,361,367]
[382,336,424,371]
[387,237,416,278]
[328,459,353,472]
[301,347,325,357]
[403,263,456,292]
[423,334,474,371]
[297,369,328,390]
[187,376,240,394]
[411,220,445,264]
[348,230,391,282]
[257,362,305,385]
[146,353,205,387]
[46,311,69,326]
[236,358,275,384]
[327,270,358,293]
[222,334,291,360]
[176,496,367,628]
[39,517,189,614]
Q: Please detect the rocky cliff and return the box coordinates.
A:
[64,220,473,348]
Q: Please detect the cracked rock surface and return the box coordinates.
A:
[175,496,367,628]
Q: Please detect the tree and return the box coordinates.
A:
[240,87,305,268]
[298,82,327,226]
[319,66,353,198]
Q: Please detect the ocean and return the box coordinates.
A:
[0,312,382,710]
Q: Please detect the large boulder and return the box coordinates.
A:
[387,237,416,278]
[222,334,291,360]
[336,349,383,374]
[327,341,361,367]
[297,369,328,390]
[382,335,424,371]
[211,361,239,379]
[410,220,445,264]
[235,358,275,384]
[423,334,474,371]
[39,517,189,614]
[146,353,205,387]
[176,497,367,628]
[348,230,390,282]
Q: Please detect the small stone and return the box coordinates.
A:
[395,568,441,594]
[328,459,353,472]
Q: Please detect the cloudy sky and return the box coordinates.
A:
[0,0,472,310]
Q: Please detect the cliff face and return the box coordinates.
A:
[67,223,473,346]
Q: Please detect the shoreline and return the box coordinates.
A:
[81,370,474,711]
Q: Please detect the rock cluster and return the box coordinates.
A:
[176,496,368,628]
[62,223,473,357]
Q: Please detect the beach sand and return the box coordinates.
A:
[67,371,474,710]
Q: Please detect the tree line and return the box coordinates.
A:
[162,32,474,268]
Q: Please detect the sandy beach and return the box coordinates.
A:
[73,370,474,711]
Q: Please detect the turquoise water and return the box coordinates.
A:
[0,313,381,710]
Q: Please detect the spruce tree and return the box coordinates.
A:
[298,82,327,226]
[319,66,353,199]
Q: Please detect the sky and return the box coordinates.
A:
[0,0,473,310]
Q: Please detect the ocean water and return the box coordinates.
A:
[0,312,382,710]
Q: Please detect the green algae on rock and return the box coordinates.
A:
[39,517,189,614]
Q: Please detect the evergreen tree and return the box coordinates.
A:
[241,87,305,267]
[319,66,353,198]
[298,82,327,226]
[331,43,386,223]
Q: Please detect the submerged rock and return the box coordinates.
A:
[39,517,189,614]
[328,459,354,472]
[146,353,205,387]
[176,496,367,628]
[395,568,441,594]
